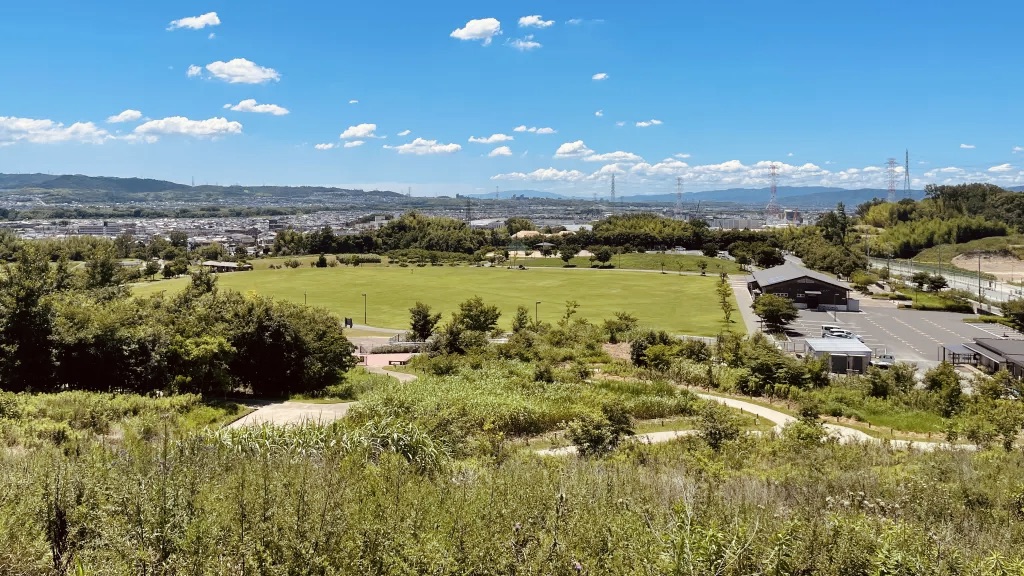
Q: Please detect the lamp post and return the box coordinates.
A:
[535,301,541,324]
[362,293,367,325]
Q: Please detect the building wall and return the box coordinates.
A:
[755,277,848,310]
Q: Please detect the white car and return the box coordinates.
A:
[824,329,863,342]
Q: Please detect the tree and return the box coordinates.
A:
[566,402,635,457]
[409,302,442,341]
[926,274,948,292]
[142,260,160,280]
[455,296,501,333]
[168,230,189,249]
[511,306,531,333]
[591,246,614,267]
[505,217,534,236]
[0,245,66,392]
[83,244,122,290]
[701,243,719,258]
[630,330,674,367]
[560,244,580,266]
[602,311,638,343]
[697,259,708,276]
[717,275,735,323]
[315,253,328,268]
[697,402,740,451]
[752,294,798,329]
[911,271,930,290]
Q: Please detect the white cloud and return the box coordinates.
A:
[554,140,592,158]
[469,133,514,144]
[168,12,220,30]
[629,158,689,177]
[489,146,512,157]
[636,119,663,127]
[509,36,542,51]
[134,116,242,140]
[349,99,359,104]
[397,129,411,136]
[492,168,586,182]
[592,72,609,81]
[583,151,644,163]
[960,143,975,149]
[344,140,365,148]
[595,110,603,117]
[566,18,583,25]
[383,137,461,155]
[204,58,280,84]
[340,123,378,139]
[450,18,502,45]
[674,153,691,159]
[208,32,215,40]
[989,163,1014,173]
[107,109,142,123]
[0,116,112,145]
[224,99,289,116]
[514,125,556,134]
[314,143,336,150]
[186,65,203,78]
[1014,146,1024,154]
[519,15,554,28]
[787,152,794,157]
[615,121,625,127]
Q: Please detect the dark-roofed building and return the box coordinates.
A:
[958,338,1024,378]
[747,264,855,311]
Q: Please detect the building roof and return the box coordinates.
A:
[804,338,872,355]
[750,264,850,290]
[972,338,1024,357]
[201,260,251,268]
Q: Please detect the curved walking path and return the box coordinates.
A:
[228,401,356,428]
[228,362,971,453]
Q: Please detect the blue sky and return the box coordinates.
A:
[1,0,1023,196]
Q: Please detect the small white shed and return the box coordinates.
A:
[804,338,873,374]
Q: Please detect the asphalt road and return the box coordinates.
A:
[786,305,1024,366]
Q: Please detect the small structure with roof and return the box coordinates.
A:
[943,338,1024,378]
[201,260,253,273]
[804,338,872,374]
[747,264,855,311]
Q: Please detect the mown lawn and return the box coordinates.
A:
[133,265,742,335]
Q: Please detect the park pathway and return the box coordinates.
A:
[728,276,760,336]
[227,361,968,453]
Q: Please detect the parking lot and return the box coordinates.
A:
[784,302,1024,367]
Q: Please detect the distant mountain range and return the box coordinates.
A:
[0,173,404,204]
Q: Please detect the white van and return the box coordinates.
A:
[820,325,842,337]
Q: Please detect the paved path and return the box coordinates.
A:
[228,401,356,428]
[729,276,761,335]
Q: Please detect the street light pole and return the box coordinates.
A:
[535,301,541,324]
[362,293,367,325]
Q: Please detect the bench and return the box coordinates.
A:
[388,359,409,366]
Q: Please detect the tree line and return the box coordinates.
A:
[0,246,355,396]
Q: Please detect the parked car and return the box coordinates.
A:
[820,324,842,336]
[824,329,863,341]
[870,354,896,369]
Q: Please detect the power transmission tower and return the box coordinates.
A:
[495,186,499,200]
[903,150,911,199]
[674,176,684,219]
[886,158,899,203]
[466,198,472,223]
[765,164,781,216]
[610,173,616,206]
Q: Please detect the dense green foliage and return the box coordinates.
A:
[0,246,356,396]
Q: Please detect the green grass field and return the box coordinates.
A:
[133,265,741,336]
